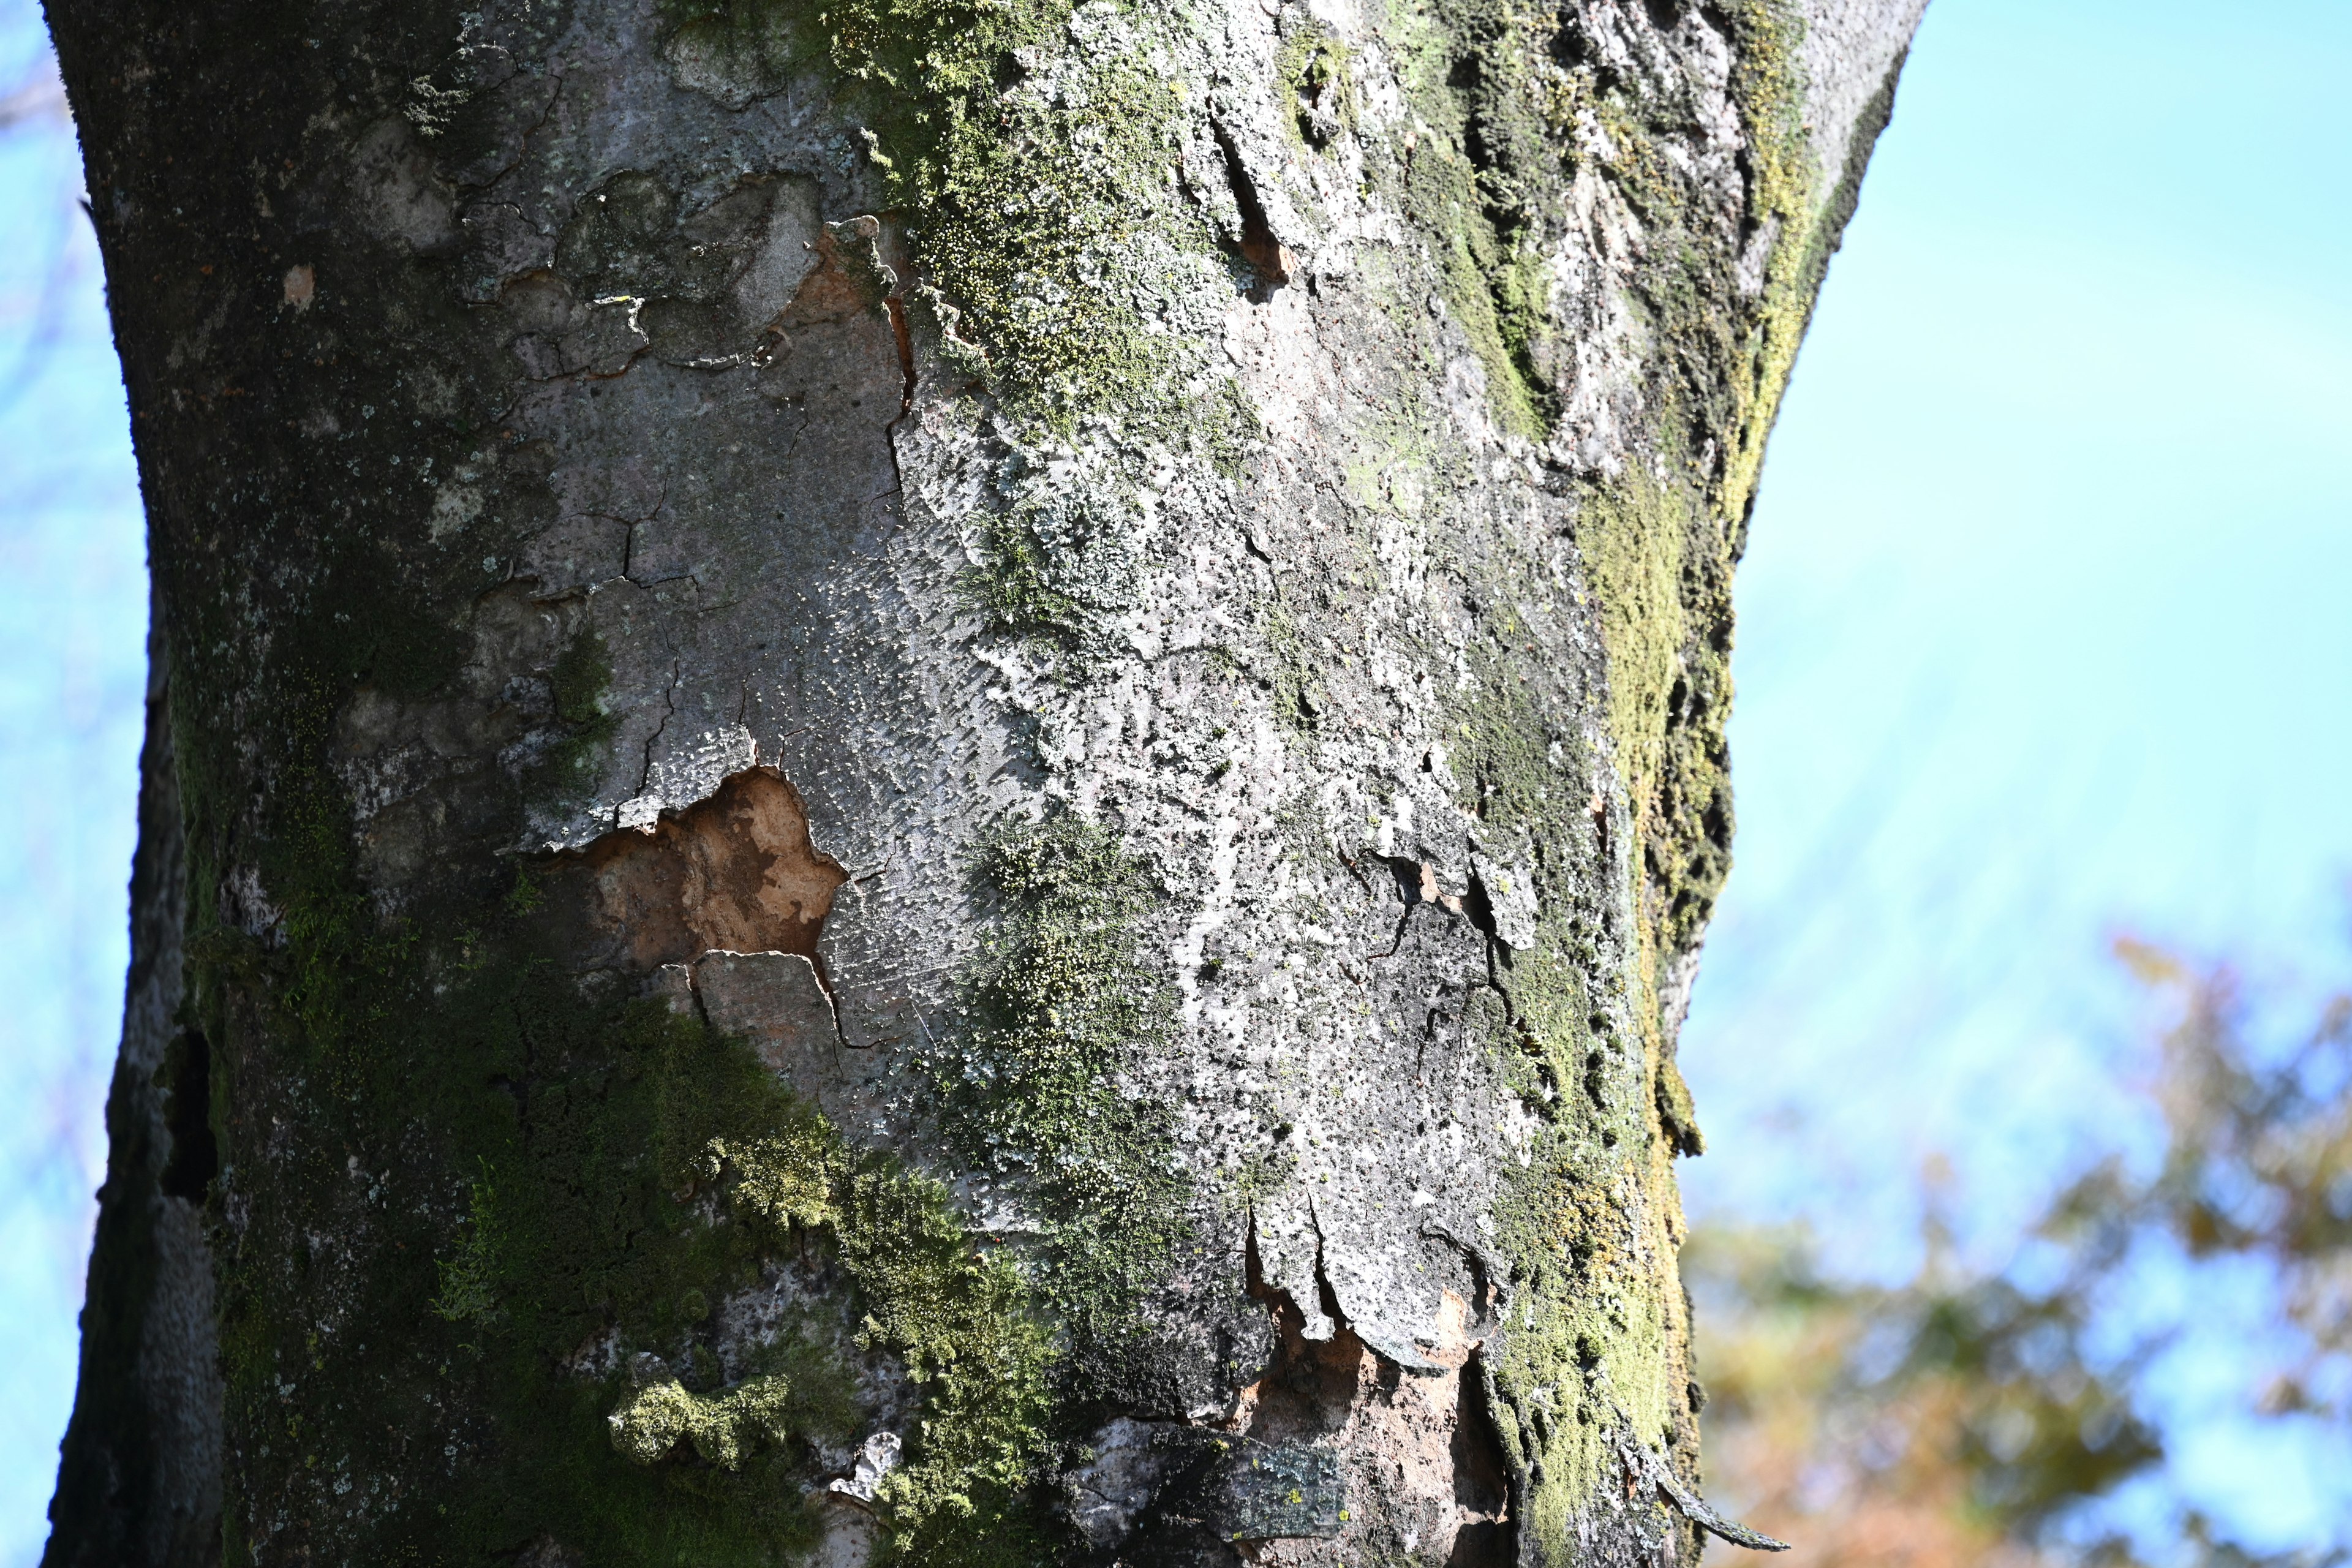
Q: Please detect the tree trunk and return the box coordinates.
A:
[41,0,1920,1562]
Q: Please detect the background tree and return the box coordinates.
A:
[1690,938,2352,1567]
[39,0,1921,1563]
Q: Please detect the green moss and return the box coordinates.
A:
[430,1165,502,1330]
[832,1169,1057,1562]
[200,887,1076,1566]
[534,625,619,801]
[1395,91,1547,432]
[183,667,1061,1568]
[1387,0,1574,437]
[921,813,1188,1395]
[1493,1135,1683,1548]
[1279,24,1357,150]
[964,482,1136,655]
[203,935,816,1562]
[889,55,1185,428]
[1253,598,1330,739]
[1472,0,1830,538]
[192,801,1163,1566]
[1436,620,1706,1558]
[1714,0,1820,525]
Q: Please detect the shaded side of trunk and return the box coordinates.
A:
[43,0,1921,1564]
[46,608,222,1568]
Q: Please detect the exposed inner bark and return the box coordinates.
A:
[1189,1223,1514,1566]
[555,766,847,972]
[1212,122,1293,295]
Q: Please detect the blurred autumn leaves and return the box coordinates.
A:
[1688,940,2352,1567]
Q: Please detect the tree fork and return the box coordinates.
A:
[41,0,1922,1562]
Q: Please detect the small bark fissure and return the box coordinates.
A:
[1240,1210,1371,1437]
[156,1027,216,1204]
[1449,1354,1516,1568]
[1212,122,1290,296]
[634,652,685,796]
[880,288,916,521]
[1379,854,1473,956]
[884,293,916,416]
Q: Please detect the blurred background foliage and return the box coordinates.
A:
[1690,941,2352,1566]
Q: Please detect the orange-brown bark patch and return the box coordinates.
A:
[566,767,846,971]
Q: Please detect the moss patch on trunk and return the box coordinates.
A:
[922,813,1191,1405]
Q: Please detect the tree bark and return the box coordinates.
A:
[42,0,1921,1562]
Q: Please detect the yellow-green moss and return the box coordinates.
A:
[1580,470,1689,801]
[1714,0,1818,525]
[1439,609,1704,1557]
[610,1374,797,1469]
[699,1123,1057,1562]
[1575,468,1736,966]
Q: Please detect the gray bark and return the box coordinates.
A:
[43,0,1922,1563]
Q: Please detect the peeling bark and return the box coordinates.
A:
[552,767,848,973]
[43,0,1922,1562]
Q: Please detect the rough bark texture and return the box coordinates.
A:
[43,0,1920,1563]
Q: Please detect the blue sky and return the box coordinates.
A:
[1683,0,2352,1252]
[1676,0,2352,1549]
[0,6,146,1564]
[1,0,2348,1562]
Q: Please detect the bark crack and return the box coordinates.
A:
[878,287,918,533]
[637,652,684,797]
